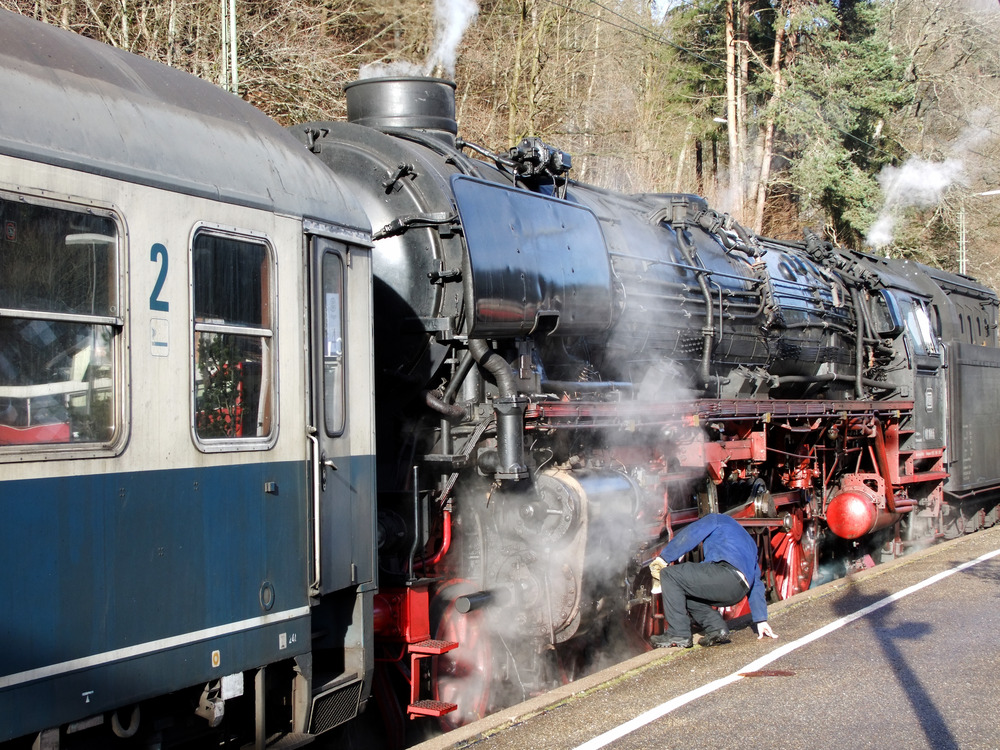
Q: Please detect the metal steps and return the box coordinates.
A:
[408,699,459,718]
[406,639,459,718]
[408,639,459,655]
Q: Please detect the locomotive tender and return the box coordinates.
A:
[3,11,1000,749]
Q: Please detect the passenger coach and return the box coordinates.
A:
[0,12,376,745]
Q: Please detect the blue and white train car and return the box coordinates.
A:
[0,11,375,746]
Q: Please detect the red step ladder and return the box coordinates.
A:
[406,639,459,718]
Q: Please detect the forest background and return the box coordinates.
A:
[6,0,1000,288]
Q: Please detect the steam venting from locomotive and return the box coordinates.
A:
[866,156,964,249]
[359,0,479,79]
[866,117,990,249]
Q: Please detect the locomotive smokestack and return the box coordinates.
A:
[345,76,458,145]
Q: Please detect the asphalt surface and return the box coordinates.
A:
[413,526,1000,750]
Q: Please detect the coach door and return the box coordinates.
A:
[307,232,376,597]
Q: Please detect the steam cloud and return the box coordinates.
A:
[865,117,992,249]
[360,0,479,80]
[865,157,965,249]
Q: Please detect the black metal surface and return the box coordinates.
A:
[452,175,614,337]
[345,77,458,139]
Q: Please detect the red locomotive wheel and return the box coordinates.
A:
[770,521,816,599]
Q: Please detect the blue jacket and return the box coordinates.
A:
[658,513,768,623]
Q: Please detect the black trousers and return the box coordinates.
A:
[660,562,749,639]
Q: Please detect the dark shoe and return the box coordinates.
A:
[699,629,731,647]
[650,634,693,649]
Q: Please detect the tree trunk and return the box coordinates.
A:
[738,0,749,205]
[527,0,551,138]
[725,0,744,220]
[166,0,176,67]
[695,138,704,194]
[753,13,787,234]
[580,5,602,182]
[673,120,694,193]
[119,0,129,49]
[507,0,528,146]
[60,0,73,29]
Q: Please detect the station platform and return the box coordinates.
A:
[412,526,1000,750]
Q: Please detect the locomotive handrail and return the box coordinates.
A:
[606,252,765,289]
[609,251,845,308]
[529,398,914,427]
[456,137,516,171]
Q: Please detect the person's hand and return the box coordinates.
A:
[756,621,778,640]
[648,556,667,594]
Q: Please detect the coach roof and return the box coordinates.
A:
[0,11,369,235]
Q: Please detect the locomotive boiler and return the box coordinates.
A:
[292,76,1000,740]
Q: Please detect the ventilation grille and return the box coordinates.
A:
[310,680,363,735]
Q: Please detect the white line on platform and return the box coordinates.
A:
[573,546,1000,750]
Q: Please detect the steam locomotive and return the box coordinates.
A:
[2,11,999,749]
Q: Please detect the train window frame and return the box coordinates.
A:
[189,224,278,452]
[0,190,127,458]
[903,298,938,357]
[319,245,347,438]
[869,289,904,338]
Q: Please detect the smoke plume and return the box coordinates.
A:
[865,157,965,249]
[360,0,479,80]
[865,117,992,250]
[426,0,479,77]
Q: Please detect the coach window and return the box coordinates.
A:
[904,299,938,356]
[0,194,121,449]
[192,230,275,447]
[322,249,346,436]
